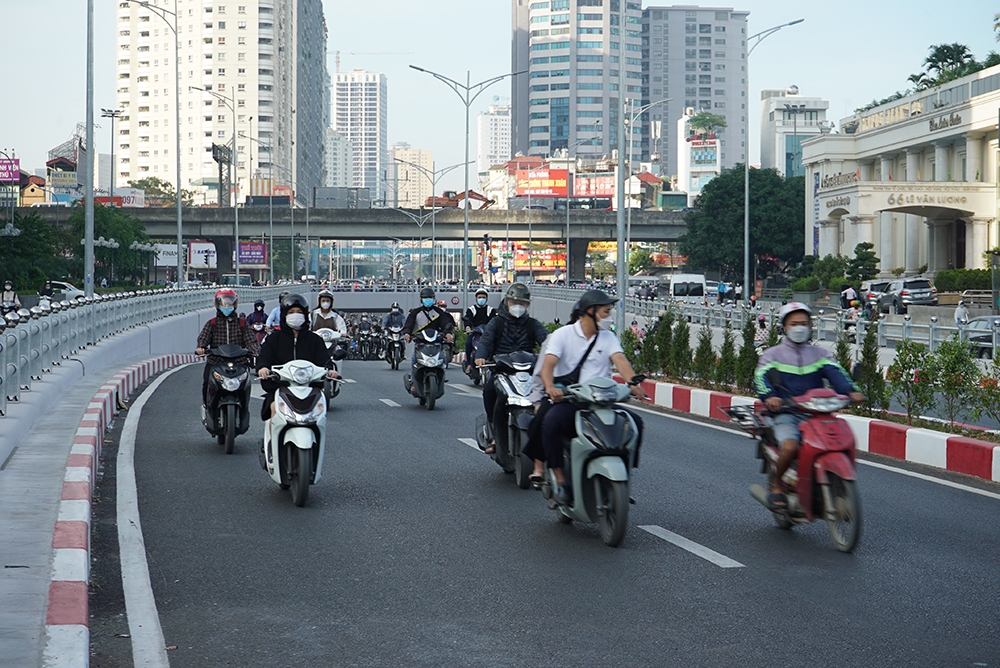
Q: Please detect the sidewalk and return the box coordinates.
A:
[0,357,155,667]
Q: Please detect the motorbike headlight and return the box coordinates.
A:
[580,418,609,449]
[291,366,313,385]
[212,371,224,383]
[319,330,334,342]
[419,354,441,367]
[238,371,249,383]
[220,376,242,391]
[275,397,297,422]
[591,386,619,404]
[798,396,849,412]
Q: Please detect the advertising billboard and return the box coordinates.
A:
[238,242,268,268]
[0,158,20,181]
[574,172,616,197]
[49,171,79,188]
[188,241,217,268]
[515,169,568,197]
[113,187,145,207]
[155,243,179,268]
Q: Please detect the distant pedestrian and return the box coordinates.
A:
[954,301,969,326]
[101,277,108,289]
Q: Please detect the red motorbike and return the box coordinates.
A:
[723,381,862,553]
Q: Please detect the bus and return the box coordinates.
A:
[220,273,253,286]
[553,196,614,211]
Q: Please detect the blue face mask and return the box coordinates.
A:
[477,298,487,306]
[219,306,235,317]
[422,298,435,308]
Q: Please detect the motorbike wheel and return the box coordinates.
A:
[217,433,225,445]
[224,404,237,454]
[290,447,312,507]
[596,476,629,547]
[773,512,793,530]
[557,509,573,524]
[513,428,532,489]
[826,474,862,553]
[426,376,438,410]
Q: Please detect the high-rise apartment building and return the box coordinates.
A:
[333,69,388,204]
[511,0,644,161]
[641,6,748,178]
[759,86,830,177]
[115,0,327,206]
[324,129,352,188]
[389,143,433,208]
[477,103,511,176]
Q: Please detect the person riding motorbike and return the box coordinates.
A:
[195,288,261,406]
[402,287,455,391]
[312,289,347,335]
[2,280,21,308]
[246,298,269,346]
[754,302,863,510]
[527,290,645,503]
[266,290,291,331]
[256,293,339,424]
[382,302,406,329]
[753,314,769,344]
[845,300,862,321]
[39,281,54,298]
[473,283,548,454]
[463,288,497,363]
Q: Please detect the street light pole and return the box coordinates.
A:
[410,64,525,311]
[85,0,95,297]
[100,108,121,205]
[615,0,627,334]
[743,18,804,302]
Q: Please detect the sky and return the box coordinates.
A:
[1,0,997,193]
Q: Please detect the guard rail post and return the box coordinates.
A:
[34,306,52,373]
[993,319,1000,360]
[0,320,10,415]
[902,314,912,343]
[26,308,42,381]
[14,311,30,392]
[928,316,939,352]
[878,318,887,348]
[48,303,61,365]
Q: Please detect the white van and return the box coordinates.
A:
[668,273,708,302]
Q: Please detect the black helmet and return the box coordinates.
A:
[420,286,435,300]
[279,290,290,303]
[254,298,265,306]
[577,289,618,315]
[279,293,310,330]
[505,283,531,302]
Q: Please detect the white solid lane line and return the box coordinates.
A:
[379,398,401,407]
[458,438,480,450]
[639,525,746,569]
[119,364,194,668]
[859,459,1000,501]
[451,385,481,397]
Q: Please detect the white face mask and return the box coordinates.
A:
[787,325,811,344]
[320,301,331,310]
[597,315,613,331]
[508,304,527,318]
[285,313,306,330]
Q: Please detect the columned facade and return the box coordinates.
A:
[801,64,1000,275]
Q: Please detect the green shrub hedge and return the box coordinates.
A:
[933,268,990,293]
[790,275,819,292]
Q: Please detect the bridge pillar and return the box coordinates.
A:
[569,239,590,281]
[211,237,234,277]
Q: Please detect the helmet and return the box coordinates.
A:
[390,301,401,311]
[253,298,265,306]
[420,286,435,300]
[280,292,309,313]
[574,289,618,319]
[758,314,767,324]
[505,283,531,303]
[475,287,488,298]
[318,289,334,304]
[214,288,238,310]
[776,301,812,326]
[850,300,859,307]
[437,300,447,308]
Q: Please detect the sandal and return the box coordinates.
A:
[480,438,495,455]
[767,492,788,510]
[528,473,544,490]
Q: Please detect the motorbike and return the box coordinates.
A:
[314,328,349,406]
[383,325,405,370]
[476,351,538,488]
[403,329,449,410]
[260,359,340,507]
[462,326,485,385]
[200,344,253,454]
[250,321,267,346]
[721,369,862,553]
[356,329,376,360]
[538,375,644,547]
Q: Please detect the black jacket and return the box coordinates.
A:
[255,327,332,395]
[475,305,547,360]
[463,304,495,329]
[402,305,455,337]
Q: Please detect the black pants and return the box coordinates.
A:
[539,402,644,470]
[202,364,211,406]
[483,373,497,425]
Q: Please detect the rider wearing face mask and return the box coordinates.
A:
[382,302,406,329]
[462,288,496,364]
[312,289,347,335]
[195,288,260,406]
[755,302,862,510]
[473,283,548,453]
[402,287,456,391]
[256,293,338,423]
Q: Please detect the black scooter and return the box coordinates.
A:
[403,329,450,410]
[462,326,485,385]
[201,344,252,454]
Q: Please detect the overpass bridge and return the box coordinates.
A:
[25,206,687,279]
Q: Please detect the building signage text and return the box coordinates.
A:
[929,112,962,132]
[825,196,851,209]
[820,172,858,190]
[859,100,923,134]
[886,193,968,206]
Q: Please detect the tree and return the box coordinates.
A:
[855,315,889,415]
[68,205,152,287]
[923,43,974,77]
[687,111,728,136]
[715,324,737,390]
[886,339,937,425]
[847,242,879,284]
[679,167,804,274]
[812,253,850,289]
[672,317,692,380]
[933,336,980,431]
[692,321,716,384]
[736,313,759,394]
[995,12,1000,41]
[0,212,77,292]
[620,328,640,368]
[127,177,195,207]
[834,329,853,374]
[655,310,675,376]
[629,247,654,274]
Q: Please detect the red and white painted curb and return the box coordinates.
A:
[43,354,197,667]
[617,376,1000,483]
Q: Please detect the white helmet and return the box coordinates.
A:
[776,301,812,326]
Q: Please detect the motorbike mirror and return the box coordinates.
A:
[239,312,246,319]
[331,348,348,361]
[628,374,646,386]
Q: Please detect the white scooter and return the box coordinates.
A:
[315,327,345,406]
[261,360,334,507]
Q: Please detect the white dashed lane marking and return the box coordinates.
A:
[379,399,401,407]
[458,438,480,450]
[639,525,745,569]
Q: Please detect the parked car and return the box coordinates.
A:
[49,281,85,300]
[963,316,1000,359]
[878,277,938,314]
[859,279,890,308]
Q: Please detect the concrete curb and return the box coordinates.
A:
[41,354,198,667]
[616,376,1000,483]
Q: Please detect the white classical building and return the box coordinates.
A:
[803,65,1000,274]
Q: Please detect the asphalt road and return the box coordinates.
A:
[89,358,1000,667]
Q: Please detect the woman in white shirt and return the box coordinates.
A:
[526,290,645,502]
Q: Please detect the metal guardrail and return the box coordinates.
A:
[529,284,1000,356]
[0,284,302,418]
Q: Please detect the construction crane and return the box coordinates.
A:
[334,51,413,73]
[424,190,495,210]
